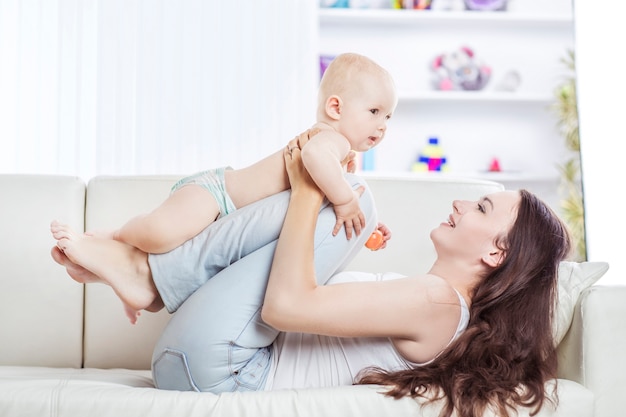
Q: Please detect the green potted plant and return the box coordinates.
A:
[552,50,586,261]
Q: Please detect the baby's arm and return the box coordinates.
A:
[300,130,365,239]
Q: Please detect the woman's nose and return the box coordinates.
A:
[453,200,468,213]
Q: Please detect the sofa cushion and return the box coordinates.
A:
[0,367,594,417]
[554,261,609,344]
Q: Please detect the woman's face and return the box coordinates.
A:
[430,190,521,265]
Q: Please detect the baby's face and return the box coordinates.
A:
[338,76,397,153]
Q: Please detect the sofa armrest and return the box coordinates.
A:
[558,284,626,417]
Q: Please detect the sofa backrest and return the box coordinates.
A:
[0,174,86,368]
[83,176,179,370]
[346,173,506,275]
[0,173,506,371]
[80,174,505,370]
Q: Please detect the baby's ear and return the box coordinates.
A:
[325,95,342,120]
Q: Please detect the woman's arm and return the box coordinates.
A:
[261,133,462,362]
[262,135,325,326]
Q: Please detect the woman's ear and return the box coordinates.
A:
[325,95,342,120]
[482,250,505,268]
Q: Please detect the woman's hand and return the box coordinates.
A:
[341,150,357,173]
[284,130,324,201]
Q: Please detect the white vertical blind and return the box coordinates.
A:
[0,0,319,180]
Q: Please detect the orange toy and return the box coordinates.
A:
[365,230,384,250]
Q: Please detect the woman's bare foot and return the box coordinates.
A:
[51,245,144,323]
[84,228,116,239]
[51,245,102,284]
[50,220,162,324]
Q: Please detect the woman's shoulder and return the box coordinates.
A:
[403,273,462,305]
[392,275,468,363]
[377,274,465,330]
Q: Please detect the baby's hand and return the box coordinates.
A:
[332,191,365,239]
[366,222,392,251]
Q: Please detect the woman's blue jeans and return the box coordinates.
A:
[149,174,377,393]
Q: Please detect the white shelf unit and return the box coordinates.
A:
[319,8,573,25]
[398,91,554,103]
[318,5,575,210]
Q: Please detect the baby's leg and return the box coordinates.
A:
[116,185,222,254]
[51,221,160,323]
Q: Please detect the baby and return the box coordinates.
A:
[104,52,396,253]
[52,52,397,322]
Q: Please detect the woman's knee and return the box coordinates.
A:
[152,348,201,391]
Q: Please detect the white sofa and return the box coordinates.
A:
[0,173,621,417]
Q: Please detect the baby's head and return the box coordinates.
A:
[317,53,397,152]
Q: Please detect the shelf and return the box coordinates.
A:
[319,3,571,211]
[319,8,573,27]
[398,91,554,104]
[359,170,559,184]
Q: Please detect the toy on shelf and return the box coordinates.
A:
[412,137,448,172]
[319,0,349,7]
[494,70,521,92]
[319,55,335,79]
[320,0,390,7]
[393,0,432,9]
[431,46,491,91]
[464,0,508,11]
[360,149,375,171]
[488,157,502,172]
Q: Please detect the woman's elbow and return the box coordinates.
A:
[261,298,293,331]
[261,304,277,328]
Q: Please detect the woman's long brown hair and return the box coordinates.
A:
[356,190,572,417]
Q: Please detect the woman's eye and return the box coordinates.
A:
[477,203,486,213]
[370,109,379,115]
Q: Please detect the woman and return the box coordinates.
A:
[51,131,571,417]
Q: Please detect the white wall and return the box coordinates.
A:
[0,0,319,180]
[575,0,625,285]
